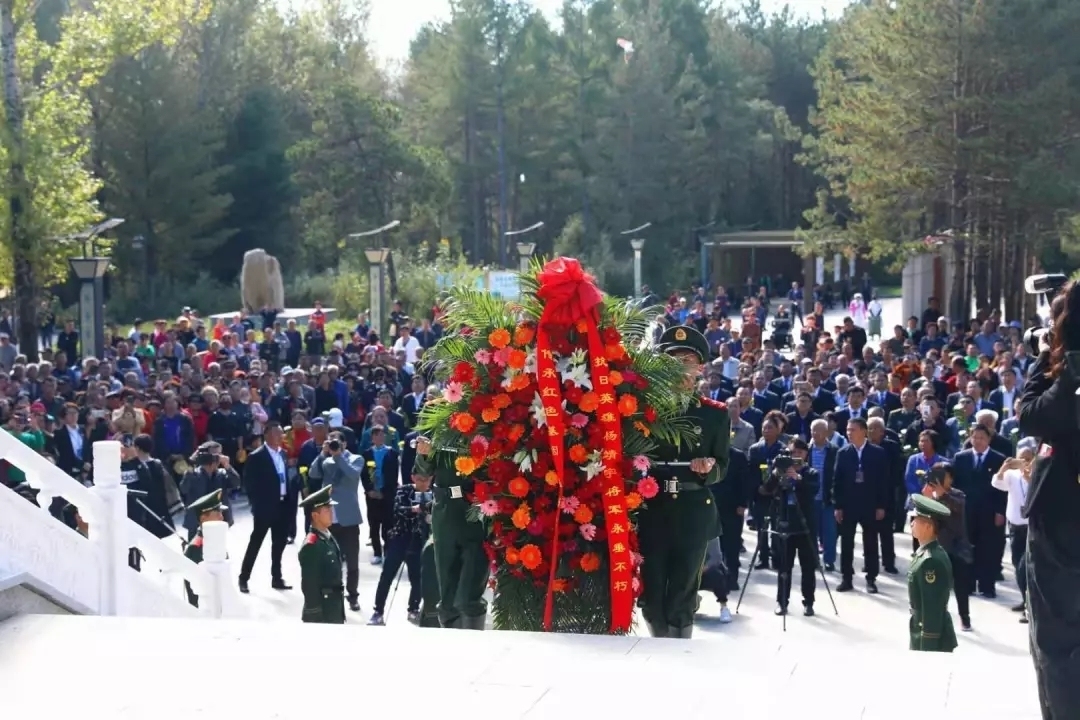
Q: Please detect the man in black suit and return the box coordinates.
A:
[399,375,427,429]
[712,444,750,598]
[748,417,788,569]
[988,366,1019,425]
[785,392,819,442]
[751,372,781,414]
[238,421,296,592]
[868,371,901,415]
[360,425,401,564]
[769,361,797,398]
[832,386,870,440]
[736,386,764,438]
[806,367,836,416]
[867,417,901,573]
[951,425,1007,597]
[704,371,732,403]
[829,417,890,593]
[768,438,820,616]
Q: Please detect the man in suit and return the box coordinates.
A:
[748,417,787,570]
[950,424,1006,597]
[308,430,365,611]
[769,361,797,398]
[736,386,764,438]
[832,385,870,440]
[785,392,819,442]
[988,366,1019,424]
[829,417,890,593]
[238,421,297,593]
[961,409,1012,457]
[704,371,732,403]
[751,371,781,414]
[808,419,838,571]
[768,438,820,616]
[867,417,902,574]
[868,371,901,415]
[360,425,400,565]
[806,367,836,416]
[400,375,427,429]
[712,444,749,607]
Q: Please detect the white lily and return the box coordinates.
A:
[563,362,593,390]
[501,368,519,390]
[532,392,548,428]
[514,449,534,473]
[524,349,538,376]
[584,460,605,480]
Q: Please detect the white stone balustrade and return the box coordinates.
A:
[0,432,244,619]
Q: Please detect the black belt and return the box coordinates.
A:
[659,479,707,494]
[433,484,472,500]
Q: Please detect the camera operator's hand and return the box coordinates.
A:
[784,466,799,480]
[415,437,433,456]
[690,457,716,474]
[321,441,331,456]
[1039,331,1051,354]
[834,509,844,524]
[875,508,885,521]
[736,506,746,516]
[411,505,422,514]
[994,513,1005,527]
[219,455,230,469]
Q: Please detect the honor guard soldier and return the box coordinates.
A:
[414,438,489,629]
[183,489,227,608]
[640,325,731,639]
[298,485,346,624]
[907,495,957,652]
[418,536,441,627]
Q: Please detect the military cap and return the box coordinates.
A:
[657,324,710,363]
[187,489,227,516]
[911,494,951,521]
[300,484,337,512]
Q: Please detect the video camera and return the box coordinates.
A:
[762,450,804,495]
[1023,273,1068,354]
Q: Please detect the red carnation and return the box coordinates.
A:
[565,386,584,404]
[600,326,621,345]
[452,361,475,382]
[473,482,491,502]
[643,406,658,422]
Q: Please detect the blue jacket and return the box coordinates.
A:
[308,451,365,527]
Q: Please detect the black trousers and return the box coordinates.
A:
[878,512,896,568]
[366,496,392,557]
[892,484,908,532]
[1028,515,1080,719]
[719,513,744,589]
[754,501,773,564]
[775,532,817,607]
[968,506,1006,593]
[839,514,880,580]
[373,534,423,614]
[329,524,361,601]
[239,506,289,582]
[1011,524,1028,598]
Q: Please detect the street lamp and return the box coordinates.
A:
[65,218,124,360]
[621,222,651,298]
[351,221,400,341]
[507,221,544,274]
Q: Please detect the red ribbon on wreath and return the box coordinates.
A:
[534,257,634,633]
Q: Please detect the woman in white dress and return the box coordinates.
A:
[867,293,884,339]
[848,292,868,328]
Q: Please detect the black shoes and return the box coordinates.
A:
[349,600,361,612]
[961,618,972,632]
[803,605,815,617]
[775,604,788,616]
[755,560,770,570]
[271,579,293,591]
[1011,602,1026,613]
[883,566,899,575]
[238,578,250,594]
[866,579,879,594]
[836,579,854,592]
[824,563,835,572]
[979,589,997,599]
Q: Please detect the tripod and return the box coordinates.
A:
[736,490,838,631]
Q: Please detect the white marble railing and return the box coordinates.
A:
[0,432,244,619]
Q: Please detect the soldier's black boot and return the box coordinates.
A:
[644,620,668,638]
[440,615,464,629]
[669,625,692,639]
[461,614,487,630]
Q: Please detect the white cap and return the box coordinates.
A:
[327,408,344,428]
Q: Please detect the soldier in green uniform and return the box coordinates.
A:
[907,494,958,652]
[298,485,346,624]
[182,489,227,608]
[414,438,489,629]
[639,325,731,639]
[418,536,441,627]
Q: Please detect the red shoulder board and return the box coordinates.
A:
[305,533,318,545]
[701,397,727,410]
[192,535,203,548]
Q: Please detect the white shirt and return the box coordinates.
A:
[999,387,1016,417]
[66,424,83,461]
[267,445,287,498]
[393,336,422,363]
[992,468,1029,526]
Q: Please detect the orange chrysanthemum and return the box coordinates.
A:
[551,578,569,593]
[488,328,511,349]
[617,394,639,417]
[451,412,477,434]
[544,470,560,486]
[504,547,520,565]
[573,505,594,524]
[508,424,526,442]
[507,349,527,370]
[492,393,512,410]
[608,370,624,386]
[481,407,501,423]
[568,444,589,464]
[625,492,643,510]
[605,343,627,361]
[574,319,590,333]
[509,374,531,391]
[508,476,530,498]
[513,324,535,347]
[511,504,531,530]
[519,544,542,570]
[579,552,601,573]
[633,421,651,437]
[578,392,600,413]
[454,457,478,476]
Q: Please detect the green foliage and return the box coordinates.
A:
[393,242,484,318]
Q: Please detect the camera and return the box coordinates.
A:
[1023,273,1067,354]
[412,490,434,512]
[327,440,341,452]
[763,450,803,494]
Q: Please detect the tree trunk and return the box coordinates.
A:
[947,0,969,324]
[1,0,37,362]
[989,217,1003,316]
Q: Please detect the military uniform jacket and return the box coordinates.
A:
[908,540,957,652]
[298,529,346,624]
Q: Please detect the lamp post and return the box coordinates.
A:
[350,220,400,341]
[621,222,651,298]
[64,218,124,360]
[507,221,544,274]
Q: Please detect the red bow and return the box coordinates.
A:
[536,257,603,326]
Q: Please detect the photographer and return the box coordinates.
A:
[308,430,364,612]
[369,471,432,625]
[760,439,819,616]
[1017,280,1080,719]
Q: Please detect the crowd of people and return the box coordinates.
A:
[0,277,1036,635]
